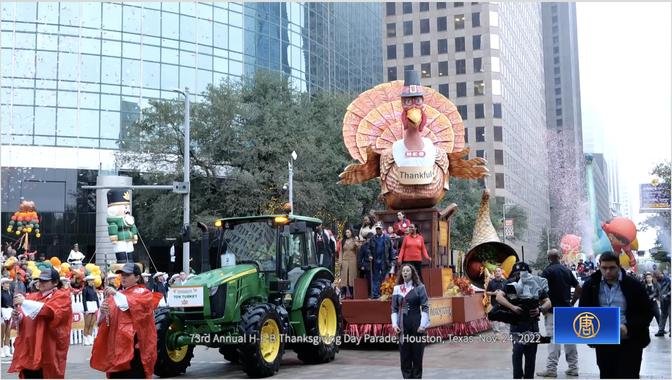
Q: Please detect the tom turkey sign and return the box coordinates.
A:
[167,286,204,308]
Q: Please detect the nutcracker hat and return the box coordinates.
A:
[400,70,424,98]
[107,189,132,206]
[115,262,141,275]
[38,268,60,282]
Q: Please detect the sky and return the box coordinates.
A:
[576,2,672,250]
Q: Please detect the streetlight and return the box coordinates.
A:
[288,151,297,215]
[174,88,191,274]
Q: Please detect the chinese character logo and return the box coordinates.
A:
[573,312,600,339]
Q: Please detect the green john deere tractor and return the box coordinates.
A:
[154,215,343,378]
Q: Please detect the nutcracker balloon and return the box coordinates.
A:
[106,189,138,263]
[601,217,638,271]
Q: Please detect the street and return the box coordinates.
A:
[2,322,670,379]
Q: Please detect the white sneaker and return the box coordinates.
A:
[3,346,10,357]
[1,347,5,358]
[84,335,90,345]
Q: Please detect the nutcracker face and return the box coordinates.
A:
[107,203,131,218]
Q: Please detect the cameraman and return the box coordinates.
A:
[495,262,551,379]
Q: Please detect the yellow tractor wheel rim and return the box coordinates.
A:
[318,298,337,344]
[167,323,189,362]
[259,319,280,363]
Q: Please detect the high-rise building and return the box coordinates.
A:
[541,3,586,235]
[0,2,383,258]
[586,153,610,224]
[383,1,549,259]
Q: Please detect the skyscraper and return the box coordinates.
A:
[383,1,549,258]
[0,2,383,256]
[541,3,587,235]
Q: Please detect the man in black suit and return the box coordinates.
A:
[579,252,654,378]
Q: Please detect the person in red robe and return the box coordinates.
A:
[90,262,158,379]
[8,268,73,379]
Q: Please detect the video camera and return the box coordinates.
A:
[487,283,541,325]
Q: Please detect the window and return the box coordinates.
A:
[494,126,502,141]
[495,150,503,165]
[457,105,468,119]
[455,37,465,52]
[554,77,561,85]
[556,109,562,116]
[420,19,430,33]
[438,61,448,77]
[403,21,413,36]
[553,36,559,44]
[404,64,414,72]
[493,103,502,118]
[555,98,562,106]
[495,173,505,189]
[403,2,412,14]
[476,150,485,158]
[388,67,397,81]
[472,12,481,27]
[475,127,485,142]
[475,104,485,118]
[454,2,464,7]
[437,2,447,9]
[438,39,448,54]
[554,67,560,75]
[551,5,557,13]
[404,43,413,58]
[552,15,558,24]
[473,35,481,50]
[474,80,484,95]
[420,2,430,12]
[387,45,397,60]
[553,46,559,54]
[421,63,431,78]
[387,23,396,38]
[386,2,396,16]
[456,59,466,74]
[464,128,469,142]
[556,119,563,127]
[554,87,561,95]
[553,56,560,64]
[438,84,449,97]
[473,57,482,72]
[421,41,430,56]
[457,82,467,97]
[437,16,447,31]
[454,14,465,29]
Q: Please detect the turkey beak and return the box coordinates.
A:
[407,108,422,126]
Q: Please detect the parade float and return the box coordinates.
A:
[5,199,41,250]
[337,71,518,338]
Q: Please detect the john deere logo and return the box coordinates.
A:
[573,312,600,339]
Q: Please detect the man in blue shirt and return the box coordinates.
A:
[369,223,392,299]
[579,252,654,378]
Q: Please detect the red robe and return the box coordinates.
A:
[8,288,73,379]
[90,284,158,379]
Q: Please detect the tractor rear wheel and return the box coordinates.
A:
[295,278,342,364]
[239,303,286,378]
[154,307,194,377]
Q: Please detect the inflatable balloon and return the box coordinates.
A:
[85,263,97,273]
[601,217,638,271]
[560,234,583,266]
[50,256,61,267]
[93,275,102,288]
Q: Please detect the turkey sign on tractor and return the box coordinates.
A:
[155,215,343,378]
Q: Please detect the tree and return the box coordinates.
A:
[441,178,485,253]
[493,200,529,242]
[117,72,379,241]
[531,227,560,271]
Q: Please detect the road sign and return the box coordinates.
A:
[504,219,514,238]
[640,183,670,212]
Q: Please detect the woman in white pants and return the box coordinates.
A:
[1,278,13,357]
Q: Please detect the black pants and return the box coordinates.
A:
[512,343,537,379]
[403,261,424,283]
[115,251,134,263]
[595,343,643,378]
[652,299,662,328]
[659,298,670,333]
[400,335,425,379]
[20,369,43,378]
[109,348,145,378]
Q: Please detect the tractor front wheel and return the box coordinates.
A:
[295,278,342,364]
[154,308,194,377]
[239,303,286,378]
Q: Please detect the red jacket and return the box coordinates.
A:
[8,288,73,378]
[397,234,430,263]
[90,284,159,378]
[393,218,412,236]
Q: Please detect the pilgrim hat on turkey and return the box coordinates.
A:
[400,70,424,98]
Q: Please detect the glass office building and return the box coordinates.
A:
[0,2,382,261]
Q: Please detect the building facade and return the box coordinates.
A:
[383,1,549,258]
[0,2,383,260]
[541,2,587,235]
[587,153,611,224]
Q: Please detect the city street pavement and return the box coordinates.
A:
[2,321,670,378]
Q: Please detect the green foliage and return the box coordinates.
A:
[532,226,559,271]
[117,71,379,241]
[641,161,671,250]
[441,178,485,253]
[492,200,529,242]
